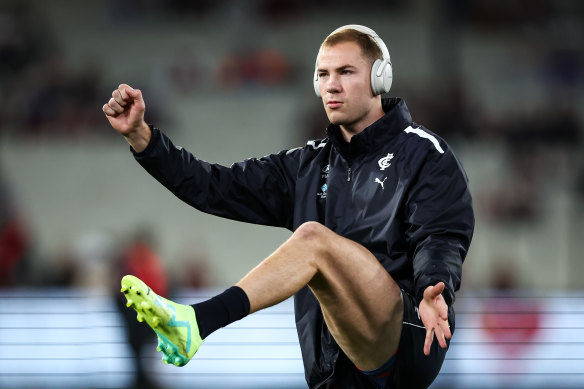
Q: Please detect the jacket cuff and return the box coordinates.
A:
[131,124,158,157]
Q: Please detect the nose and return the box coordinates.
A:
[324,74,341,94]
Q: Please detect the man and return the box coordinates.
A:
[103,25,474,389]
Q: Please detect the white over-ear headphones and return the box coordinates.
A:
[313,24,393,97]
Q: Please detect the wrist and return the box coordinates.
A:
[125,122,151,153]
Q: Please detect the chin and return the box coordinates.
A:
[326,112,345,126]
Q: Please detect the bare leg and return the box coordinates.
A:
[236,222,403,370]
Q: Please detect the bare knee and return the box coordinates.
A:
[289,222,332,265]
[292,221,330,246]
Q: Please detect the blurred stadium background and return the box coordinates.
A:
[0,0,583,388]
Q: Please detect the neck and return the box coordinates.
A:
[339,105,385,143]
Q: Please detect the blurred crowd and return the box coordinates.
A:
[0,2,104,138]
[0,176,213,290]
[0,0,583,290]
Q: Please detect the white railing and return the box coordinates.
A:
[1,289,584,388]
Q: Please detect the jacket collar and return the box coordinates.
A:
[326,97,413,158]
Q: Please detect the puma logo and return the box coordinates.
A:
[374,177,387,189]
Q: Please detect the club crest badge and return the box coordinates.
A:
[378,153,394,171]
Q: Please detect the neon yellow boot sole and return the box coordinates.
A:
[120,275,203,366]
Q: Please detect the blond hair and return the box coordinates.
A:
[321,28,383,65]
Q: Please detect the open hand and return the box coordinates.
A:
[419,282,451,356]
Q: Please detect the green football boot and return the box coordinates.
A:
[120,275,203,366]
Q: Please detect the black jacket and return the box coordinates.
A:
[133,98,474,388]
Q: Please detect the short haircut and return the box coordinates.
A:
[321,28,383,65]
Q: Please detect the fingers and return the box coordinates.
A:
[423,327,434,356]
[112,89,127,107]
[112,83,138,106]
[420,282,451,357]
[119,83,144,103]
[440,305,449,321]
[102,103,116,116]
[424,320,451,356]
[440,318,452,340]
[435,325,448,349]
[103,84,143,117]
[105,97,125,114]
[103,85,130,117]
[118,84,130,100]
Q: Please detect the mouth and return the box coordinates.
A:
[326,100,343,109]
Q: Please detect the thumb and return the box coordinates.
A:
[425,282,445,299]
[434,282,445,295]
[126,87,140,99]
[126,88,146,110]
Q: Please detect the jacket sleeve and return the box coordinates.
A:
[404,146,474,307]
[132,126,298,230]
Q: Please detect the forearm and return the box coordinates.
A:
[133,127,295,228]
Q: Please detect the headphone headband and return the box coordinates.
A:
[329,24,391,62]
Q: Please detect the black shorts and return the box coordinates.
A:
[326,290,453,389]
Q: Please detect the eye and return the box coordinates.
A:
[341,69,353,75]
[318,72,328,78]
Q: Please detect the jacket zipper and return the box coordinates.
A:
[347,166,352,182]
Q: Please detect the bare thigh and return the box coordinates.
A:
[237,221,403,370]
[306,224,403,370]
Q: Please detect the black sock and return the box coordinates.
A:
[191,286,250,339]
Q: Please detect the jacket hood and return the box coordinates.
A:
[326,97,413,158]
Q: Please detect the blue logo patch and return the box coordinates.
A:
[317,183,328,199]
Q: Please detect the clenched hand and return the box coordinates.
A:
[103,84,151,152]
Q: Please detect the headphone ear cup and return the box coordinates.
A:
[314,69,321,97]
[370,59,382,96]
[370,59,393,95]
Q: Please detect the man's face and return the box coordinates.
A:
[316,41,379,133]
